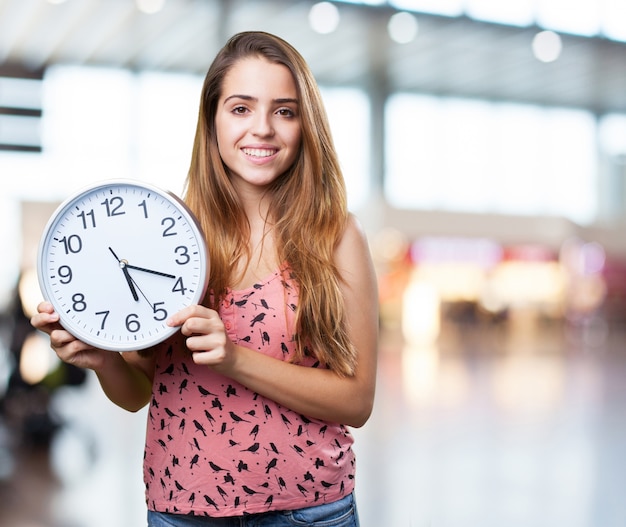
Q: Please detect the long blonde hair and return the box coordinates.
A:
[184,31,356,376]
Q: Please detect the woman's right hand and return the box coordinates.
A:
[30,301,110,371]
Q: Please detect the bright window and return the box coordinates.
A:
[385,93,597,224]
[321,87,371,211]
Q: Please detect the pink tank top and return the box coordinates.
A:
[143,265,356,517]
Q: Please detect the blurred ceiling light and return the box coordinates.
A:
[136,0,166,15]
[532,30,562,63]
[388,12,418,43]
[309,2,340,34]
[47,0,68,4]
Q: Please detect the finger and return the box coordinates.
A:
[167,305,215,328]
[179,315,221,338]
[37,301,55,314]
[49,328,81,348]
[166,305,198,327]
[30,311,60,332]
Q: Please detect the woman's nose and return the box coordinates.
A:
[251,112,274,137]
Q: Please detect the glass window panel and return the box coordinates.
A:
[321,87,370,211]
[536,0,600,36]
[601,0,626,41]
[135,71,203,193]
[0,77,42,109]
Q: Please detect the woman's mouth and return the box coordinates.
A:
[242,147,277,158]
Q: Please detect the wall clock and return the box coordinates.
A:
[37,179,209,352]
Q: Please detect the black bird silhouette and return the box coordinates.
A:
[209,461,225,472]
[241,442,260,454]
[296,483,308,496]
[265,458,278,473]
[193,419,207,436]
[203,495,219,510]
[217,485,228,500]
[197,385,215,397]
[242,485,261,495]
[229,411,250,423]
[250,313,266,327]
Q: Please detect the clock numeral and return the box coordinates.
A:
[172,277,187,296]
[161,217,177,237]
[77,209,96,229]
[174,245,190,265]
[101,197,125,217]
[95,310,110,330]
[138,200,148,219]
[72,293,87,312]
[153,302,167,321]
[59,234,82,255]
[125,313,140,333]
[58,265,73,284]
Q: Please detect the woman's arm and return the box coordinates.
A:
[31,302,156,412]
[174,215,379,427]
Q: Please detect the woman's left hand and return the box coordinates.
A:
[167,305,237,372]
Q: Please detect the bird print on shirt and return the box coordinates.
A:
[143,267,356,517]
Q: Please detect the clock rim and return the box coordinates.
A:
[36,178,209,352]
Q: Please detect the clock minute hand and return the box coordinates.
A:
[108,247,139,301]
[125,264,176,279]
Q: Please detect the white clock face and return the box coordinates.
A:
[37,180,209,352]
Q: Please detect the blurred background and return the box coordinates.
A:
[1,0,626,526]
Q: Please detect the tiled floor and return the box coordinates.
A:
[2,315,626,527]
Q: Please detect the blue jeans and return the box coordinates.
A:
[147,492,359,527]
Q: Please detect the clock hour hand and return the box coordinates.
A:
[108,247,139,301]
[124,264,176,279]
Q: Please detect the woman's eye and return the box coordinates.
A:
[232,106,248,114]
[277,108,295,117]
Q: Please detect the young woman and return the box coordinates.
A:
[32,31,378,526]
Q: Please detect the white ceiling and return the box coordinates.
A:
[0,0,625,114]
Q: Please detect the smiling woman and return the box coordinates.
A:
[30,30,379,527]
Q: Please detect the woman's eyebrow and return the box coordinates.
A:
[223,94,298,105]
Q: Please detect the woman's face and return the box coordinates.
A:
[215,56,302,194]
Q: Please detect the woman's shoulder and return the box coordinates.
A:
[336,213,370,258]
